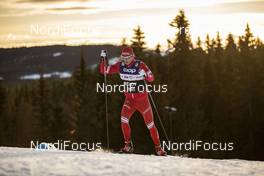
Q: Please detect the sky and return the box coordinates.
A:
[0,0,264,49]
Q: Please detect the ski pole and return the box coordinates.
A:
[144,80,170,143]
[101,50,110,150]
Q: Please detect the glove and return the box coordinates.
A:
[100,50,107,59]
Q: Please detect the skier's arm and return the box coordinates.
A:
[99,60,120,74]
[99,50,120,74]
[139,62,154,82]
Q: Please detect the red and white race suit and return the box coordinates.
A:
[99,58,161,146]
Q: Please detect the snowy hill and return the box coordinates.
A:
[0,147,263,176]
[0,45,120,83]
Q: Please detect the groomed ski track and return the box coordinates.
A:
[0,147,263,176]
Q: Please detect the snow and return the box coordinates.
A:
[52,52,63,57]
[0,147,263,176]
[19,71,71,80]
[91,57,120,70]
[108,57,120,65]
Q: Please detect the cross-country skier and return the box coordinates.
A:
[99,46,166,156]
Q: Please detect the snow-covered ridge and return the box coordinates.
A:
[52,52,63,57]
[0,147,263,176]
[91,57,120,70]
[19,71,71,80]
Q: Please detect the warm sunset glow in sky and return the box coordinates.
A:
[0,0,264,48]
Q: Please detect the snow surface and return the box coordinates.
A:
[0,147,263,176]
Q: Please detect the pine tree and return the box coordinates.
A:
[196,36,202,49]
[169,9,192,53]
[226,33,237,51]
[50,81,69,140]
[131,25,146,57]
[121,37,128,47]
[72,50,88,141]
[239,23,254,53]
[205,34,212,53]
[33,72,52,141]
[0,79,5,119]
[0,79,7,145]
[215,32,223,57]
[238,24,260,157]
[19,85,35,146]
[155,43,161,56]
[214,32,224,76]
[222,33,240,150]
[254,37,263,50]
[72,49,100,143]
[166,10,195,142]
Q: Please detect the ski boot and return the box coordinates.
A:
[155,145,167,156]
[120,141,134,154]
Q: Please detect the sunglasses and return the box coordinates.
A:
[120,55,132,62]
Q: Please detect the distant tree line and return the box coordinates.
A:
[0,10,263,160]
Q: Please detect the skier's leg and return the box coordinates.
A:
[137,97,167,155]
[121,99,136,143]
[137,97,161,146]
